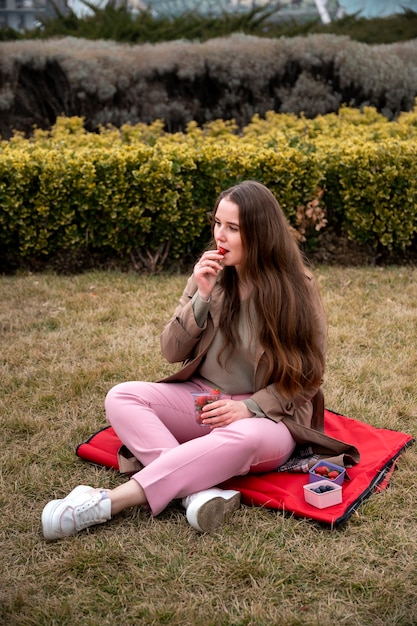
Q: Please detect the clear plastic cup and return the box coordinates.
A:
[191,391,221,425]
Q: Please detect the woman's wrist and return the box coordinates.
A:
[192,291,211,328]
[197,291,211,303]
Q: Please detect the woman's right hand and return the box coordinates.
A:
[193,250,225,300]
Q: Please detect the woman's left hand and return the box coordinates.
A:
[200,399,253,428]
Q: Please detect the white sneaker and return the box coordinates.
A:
[42,485,112,540]
[182,488,241,533]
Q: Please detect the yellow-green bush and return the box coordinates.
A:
[1,106,416,271]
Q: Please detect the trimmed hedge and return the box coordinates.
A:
[1,106,417,272]
[1,34,417,140]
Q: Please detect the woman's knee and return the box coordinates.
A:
[105,381,127,410]
[104,381,146,425]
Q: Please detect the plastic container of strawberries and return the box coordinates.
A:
[309,460,346,486]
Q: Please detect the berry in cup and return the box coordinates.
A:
[191,389,221,425]
[312,465,341,480]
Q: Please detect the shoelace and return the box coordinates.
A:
[74,493,106,530]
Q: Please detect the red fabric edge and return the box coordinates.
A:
[76,426,121,471]
[75,410,414,526]
[222,411,414,525]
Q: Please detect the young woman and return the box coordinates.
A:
[42,180,356,540]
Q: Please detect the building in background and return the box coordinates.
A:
[0,0,66,31]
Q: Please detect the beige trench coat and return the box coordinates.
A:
[159,273,360,466]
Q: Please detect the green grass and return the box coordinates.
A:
[1,266,416,625]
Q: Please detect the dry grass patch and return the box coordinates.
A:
[1,267,416,626]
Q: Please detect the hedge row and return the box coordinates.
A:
[1,106,417,272]
[1,34,417,139]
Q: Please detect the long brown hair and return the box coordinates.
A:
[212,180,325,397]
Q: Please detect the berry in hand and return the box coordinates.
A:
[193,389,221,424]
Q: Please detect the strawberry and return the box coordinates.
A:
[327,470,340,480]
[195,409,204,425]
[194,391,219,408]
[195,395,209,407]
[218,247,227,255]
[314,465,330,476]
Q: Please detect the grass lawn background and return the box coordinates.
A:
[1,266,416,625]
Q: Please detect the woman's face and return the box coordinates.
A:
[214,198,244,271]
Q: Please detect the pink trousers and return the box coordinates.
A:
[105,379,296,515]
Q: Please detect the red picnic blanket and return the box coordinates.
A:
[76,409,414,527]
